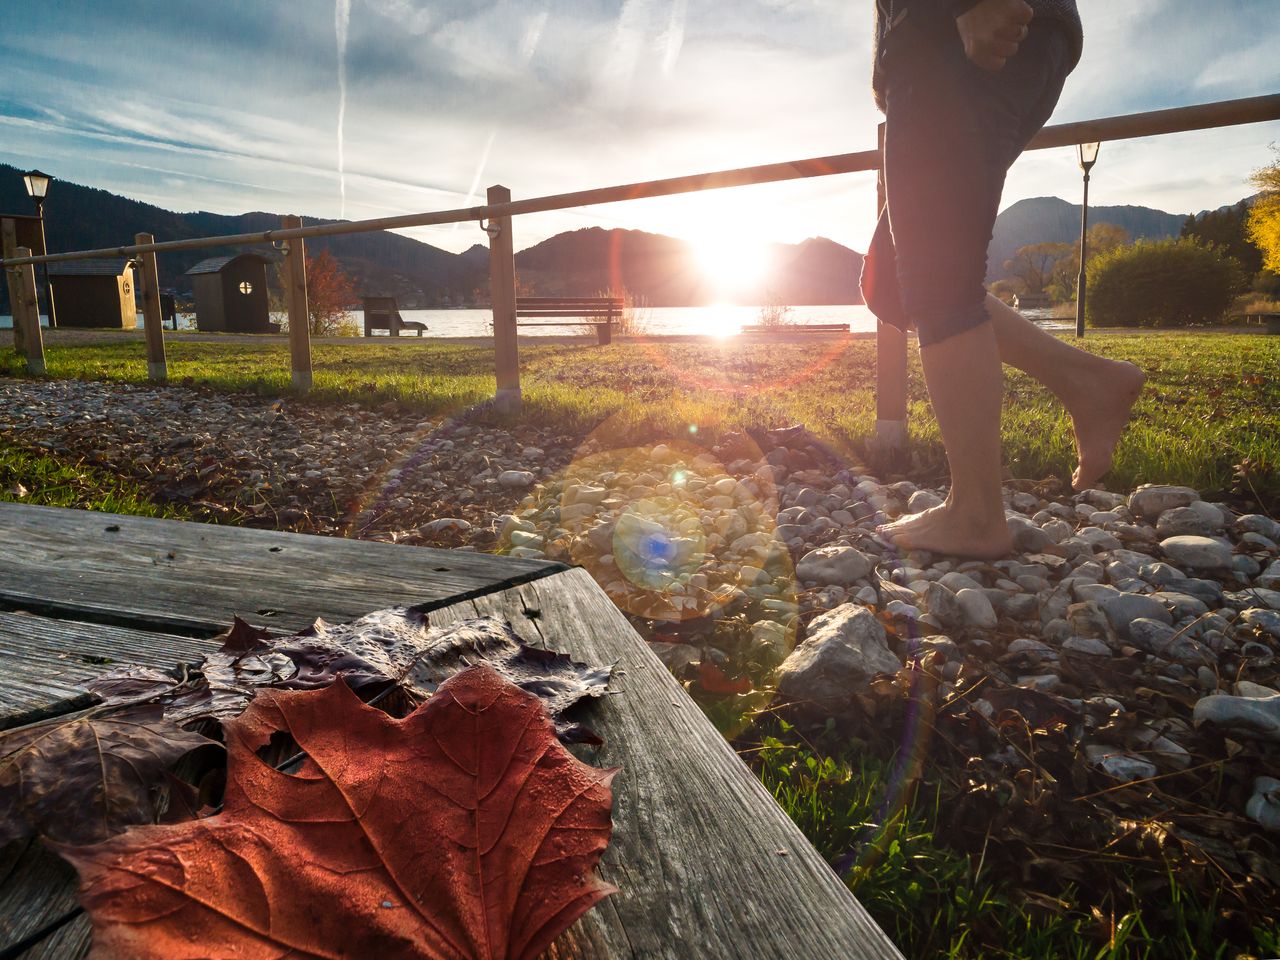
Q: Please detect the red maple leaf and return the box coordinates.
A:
[63,665,618,959]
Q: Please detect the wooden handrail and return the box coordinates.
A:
[4,93,1278,270]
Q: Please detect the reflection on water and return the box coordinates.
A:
[0,303,1076,337]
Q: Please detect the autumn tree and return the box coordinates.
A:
[1003,241,1073,295]
[1046,223,1131,300]
[303,250,358,337]
[1246,149,1280,274]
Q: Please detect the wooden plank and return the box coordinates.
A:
[0,839,91,959]
[516,320,612,326]
[135,232,168,382]
[487,184,520,414]
[431,569,903,960]
[0,503,564,637]
[741,324,850,333]
[517,298,624,305]
[282,215,313,391]
[0,610,217,728]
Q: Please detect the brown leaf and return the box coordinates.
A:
[0,705,215,845]
[65,666,618,960]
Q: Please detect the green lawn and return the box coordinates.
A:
[3,331,1278,504]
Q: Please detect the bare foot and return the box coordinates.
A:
[1068,360,1146,491]
[876,503,1012,560]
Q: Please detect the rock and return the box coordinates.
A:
[1019,674,1062,693]
[648,641,700,673]
[1237,514,1280,541]
[939,571,983,593]
[795,545,873,586]
[1149,591,1208,621]
[1084,745,1158,783]
[956,588,998,630]
[1076,526,1123,552]
[497,470,537,489]
[1006,638,1056,662]
[1082,489,1126,510]
[1004,594,1041,620]
[1156,506,1218,539]
[919,583,964,631]
[907,490,943,512]
[1101,594,1173,636]
[775,604,902,709]
[1160,535,1232,571]
[1129,617,1214,664]
[1261,560,1280,590]
[1246,777,1280,832]
[1129,484,1199,518]
[750,620,792,666]
[1241,607,1280,639]
[419,517,473,536]
[1193,690,1280,742]
[1008,517,1054,553]
[1063,635,1112,657]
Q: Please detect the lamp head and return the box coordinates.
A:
[23,169,52,201]
[1076,141,1101,172]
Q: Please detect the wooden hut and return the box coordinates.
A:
[185,253,275,333]
[46,259,136,329]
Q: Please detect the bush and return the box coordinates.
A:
[1085,239,1244,328]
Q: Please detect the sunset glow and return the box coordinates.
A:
[692,234,772,298]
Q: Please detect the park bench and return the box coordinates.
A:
[0,502,900,959]
[362,295,426,337]
[740,322,851,335]
[516,296,621,344]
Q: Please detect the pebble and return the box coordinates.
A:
[1160,535,1233,571]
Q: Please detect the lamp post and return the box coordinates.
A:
[22,169,56,329]
[1074,142,1100,338]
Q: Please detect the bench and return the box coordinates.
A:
[0,502,901,959]
[740,323,851,334]
[516,296,622,345]
[362,295,426,337]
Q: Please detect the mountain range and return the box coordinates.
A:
[3,163,1201,310]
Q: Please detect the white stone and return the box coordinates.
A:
[497,469,536,489]
[1242,607,1280,639]
[907,489,943,512]
[419,517,472,536]
[776,604,902,707]
[1128,484,1200,518]
[1063,635,1112,657]
[956,588,998,630]
[1160,535,1232,570]
[795,545,873,586]
[1085,745,1157,783]
[1246,777,1280,832]
[1194,690,1280,742]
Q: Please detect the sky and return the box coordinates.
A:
[1,0,1278,259]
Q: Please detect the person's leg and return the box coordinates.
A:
[877,318,1013,557]
[985,295,1145,489]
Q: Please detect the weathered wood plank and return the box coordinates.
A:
[0,503,563,635]
[0,610,216,728]
[0,840,90,959]
[431,568,903,960]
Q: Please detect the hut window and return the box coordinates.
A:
[239,281,253,295]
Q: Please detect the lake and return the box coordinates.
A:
[0,304,1070,337]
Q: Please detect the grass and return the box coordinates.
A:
[2,331,1279,504]
[0,438,185,517]
[751,729,1280,959]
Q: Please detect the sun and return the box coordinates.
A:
[692,233,772,297]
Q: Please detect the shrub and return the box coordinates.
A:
[756,290,794,327]
[1085,238,1245,328]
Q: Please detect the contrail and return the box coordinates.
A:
[452,129,498,234]
[335,0,352,218]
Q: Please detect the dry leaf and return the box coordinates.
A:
[65,666,618,960]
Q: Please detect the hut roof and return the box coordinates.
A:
[186,253,271,276]
[47,259,132,277]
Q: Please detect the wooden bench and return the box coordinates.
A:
[0,503,901,959]
[516,296,621,345]
[362,295,426,337]
[740,322,851,334]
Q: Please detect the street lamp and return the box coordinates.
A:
[22,169,56,329]
[1075,142,1101,338]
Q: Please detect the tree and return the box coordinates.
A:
[303,250,358,336]
[1002,241,1072,295]
[1183,199,1264,275]
[1085,238,1245,328]
[1046,223,1131,301]
[1246,149,1280,274]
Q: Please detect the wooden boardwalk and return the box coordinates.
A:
[0,503,901,959]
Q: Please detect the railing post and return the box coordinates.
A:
[281,215,313,392]
[13,247,45,375]
[2,219,27,358]
[873,122,908,465]
[487,184,520,414]
[135,233,168,382]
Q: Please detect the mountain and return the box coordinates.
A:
[515,228,864,306]
[988,196,1186,281]
[1,165,864,310]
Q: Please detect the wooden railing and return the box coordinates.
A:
[3,93,1279,452]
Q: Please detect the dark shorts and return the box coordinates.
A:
[861,18,1073,347]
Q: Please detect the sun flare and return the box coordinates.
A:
[693,235,772,295]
